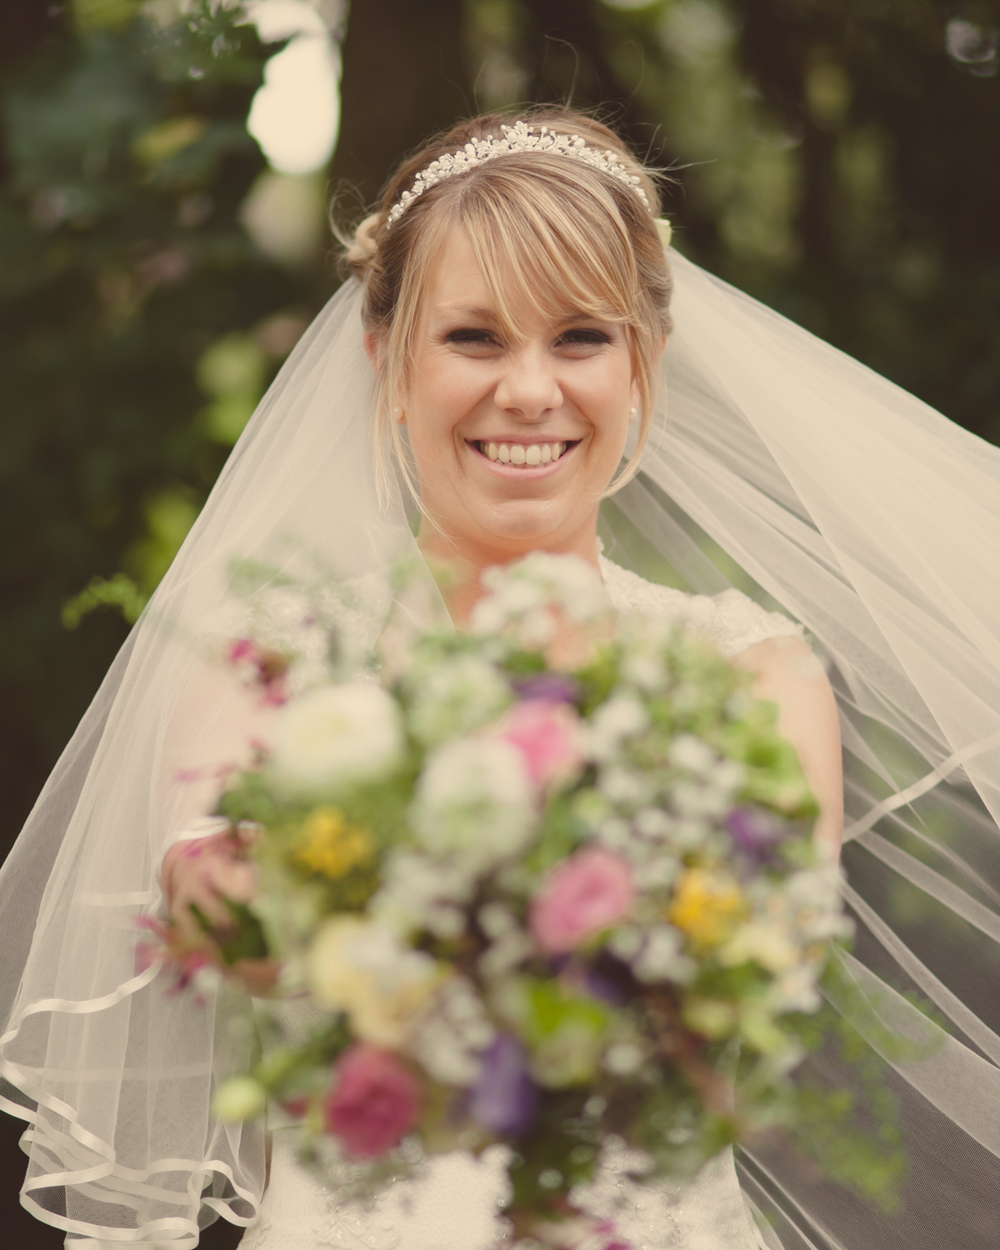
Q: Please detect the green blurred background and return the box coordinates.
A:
[1,0,998,1242]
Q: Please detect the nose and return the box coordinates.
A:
[493,343,563,422]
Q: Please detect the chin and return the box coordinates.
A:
[472,500,579,550]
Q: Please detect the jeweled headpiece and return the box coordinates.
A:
[385,120,651,226]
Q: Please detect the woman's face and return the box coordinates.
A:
[396,230,637,567]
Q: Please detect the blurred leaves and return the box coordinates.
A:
[73,0,143,37]
[728,0,1000,443]
[61,572,148,629]
[197,330,266,443]
[0,1,325,847]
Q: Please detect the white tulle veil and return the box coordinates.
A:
[2,243,1000,1249]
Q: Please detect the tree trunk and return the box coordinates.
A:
[331,0,473,217]
[517,0,674,166]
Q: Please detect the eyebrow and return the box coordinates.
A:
[430,305,607,326]
[430,305,499,321]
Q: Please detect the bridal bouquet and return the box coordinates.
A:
[155,553,850,1248]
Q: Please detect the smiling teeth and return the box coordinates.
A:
[483,441,566,465]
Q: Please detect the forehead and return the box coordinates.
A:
[416,221,617,334]
[419,229,490,312]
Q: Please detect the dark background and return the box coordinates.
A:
[2,0,998,1243]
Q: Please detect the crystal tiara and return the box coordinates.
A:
[385,120,651,227]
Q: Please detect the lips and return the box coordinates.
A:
[472,440,574,467]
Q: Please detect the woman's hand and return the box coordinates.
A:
[161,827,280,993]
[733,635,844,860]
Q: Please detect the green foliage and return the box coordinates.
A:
[0,1,329,853]
[524,792,585,874]
[189,897,270,965]
[757,947,947,1211]
[61,571,148,628]
[196,329,267,444]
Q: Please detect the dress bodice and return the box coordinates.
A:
[598,556,803,659]
[237,563,799,1250]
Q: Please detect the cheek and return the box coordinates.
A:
[408,361,481,441]
[406,423,451,496]
[586,387,631,450]
[580,357,633,431]
[405,391,469,497]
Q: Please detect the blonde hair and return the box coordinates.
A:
[342,107,673,506]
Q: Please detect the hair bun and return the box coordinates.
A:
[345,213,382,275]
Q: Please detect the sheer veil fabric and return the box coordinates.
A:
[2,249,1000,1248]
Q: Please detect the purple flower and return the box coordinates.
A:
[511,673,581,705]
[585,952,632,1006]
[726,806,787,860]
[468,1034,538,1137]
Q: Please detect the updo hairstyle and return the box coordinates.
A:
[343,107,673,499]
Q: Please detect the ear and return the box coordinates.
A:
[633,335,668,407]
[366,330,407,423]
[363,329,383,370]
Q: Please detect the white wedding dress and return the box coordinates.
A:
[237,559,800,1250]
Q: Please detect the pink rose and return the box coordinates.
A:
[530,848,635,954]
[325,1045,420,1158]
[499,699,583,789]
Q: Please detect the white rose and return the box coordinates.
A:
[269,682,403,798]
[411,738,535,872]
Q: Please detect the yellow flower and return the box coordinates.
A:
[294,807,373,880]
[669,869,745,947]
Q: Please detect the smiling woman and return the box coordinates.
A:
[347,115,670,508]
[348,112,672,619]
[348,111,841,862]
[395,232,637,570]
[3,104,1000,1250]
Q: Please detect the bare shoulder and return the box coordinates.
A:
[732,633,828,683]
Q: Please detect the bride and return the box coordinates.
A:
[2,108,1000,1249]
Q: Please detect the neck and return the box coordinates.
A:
[417,515,602,626]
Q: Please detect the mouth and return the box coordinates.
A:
[469,439,578,468]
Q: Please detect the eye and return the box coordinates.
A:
[557,327,613,350]
[444,328,500,347]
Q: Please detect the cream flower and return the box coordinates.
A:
[305,916,439,1047]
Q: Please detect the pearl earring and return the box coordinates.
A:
[393,405,404,422]
[629,405,638,421]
